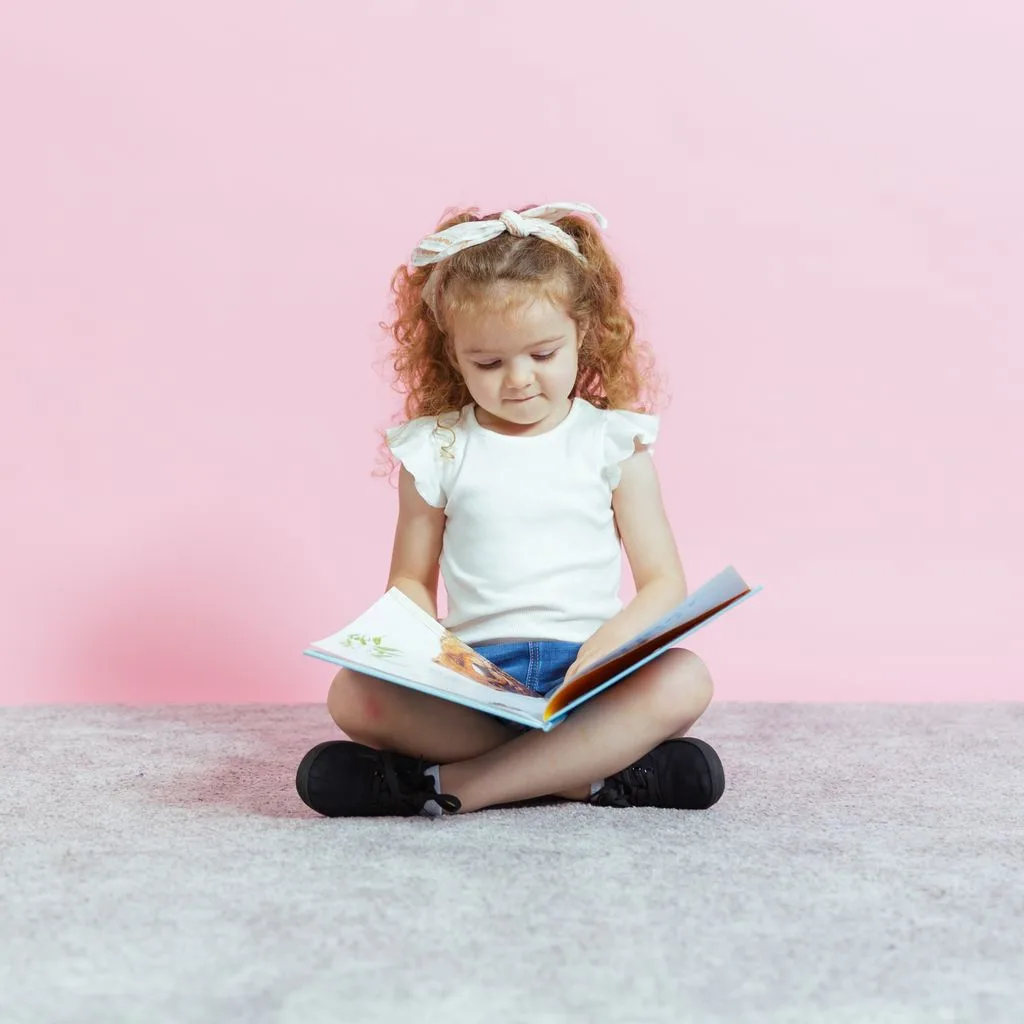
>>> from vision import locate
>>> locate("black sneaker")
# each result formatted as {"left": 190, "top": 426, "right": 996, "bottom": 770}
{"left": 589, "top": 737, "right": 725, "bottom": 810}
{"left": 296, "top": 740, "right": 461, "bottom": 817}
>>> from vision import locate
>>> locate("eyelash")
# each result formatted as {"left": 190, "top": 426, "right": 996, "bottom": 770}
{"left": 474, "top": 352, "right": 556, "bottom": 371}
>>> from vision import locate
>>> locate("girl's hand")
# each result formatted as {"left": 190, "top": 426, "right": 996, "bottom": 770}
{"left": 564, "top": 626, "right": 633, "bottom": 682}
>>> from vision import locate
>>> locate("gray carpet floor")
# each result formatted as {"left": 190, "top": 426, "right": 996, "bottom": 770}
{"left": 1, "top": 702, "right": 1022, "bottom": 1024}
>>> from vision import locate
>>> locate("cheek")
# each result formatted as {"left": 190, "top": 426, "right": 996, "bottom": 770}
{"left": 558, "top": 351, "right": 579, "bottom": 377}
{"left": 464, "top": 368, "right": 497, "bottom": 396}
{"left": 457, "top": 362, "right": 485, "bottom": 389}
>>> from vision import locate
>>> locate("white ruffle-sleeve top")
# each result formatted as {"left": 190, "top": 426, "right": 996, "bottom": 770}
{"left": 385, "top": 398, "right": 658, "bottom": 644}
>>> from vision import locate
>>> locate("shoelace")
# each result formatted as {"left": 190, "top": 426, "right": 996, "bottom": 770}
{"left": 596, "top": 764, "right": 657, "bottom": 807}
{"left": 375, "top": 752, "right": 461, "bottom": 814}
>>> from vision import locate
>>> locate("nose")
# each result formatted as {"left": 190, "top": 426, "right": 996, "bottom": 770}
{"left": 505, "top": 358, "right": 535, "bottom": 390}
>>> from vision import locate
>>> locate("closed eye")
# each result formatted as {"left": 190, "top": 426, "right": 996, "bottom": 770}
{"left": 473, "top": 351, "right": 557, "bottom": 370}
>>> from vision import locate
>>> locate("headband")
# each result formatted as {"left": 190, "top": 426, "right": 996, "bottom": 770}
{"left": 410, "top": 202, "right": 607, "bottom": 314}
{"left": 410, "top": 202, "right": 607, "bottom": 268}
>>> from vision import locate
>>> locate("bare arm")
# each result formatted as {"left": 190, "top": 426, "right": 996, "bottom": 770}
{"left": 609, "top": 445, "right": 688, "bottom": 631}
{"left": 386, "top": 466, "right": 446, "bottom": 619}
{"left": 565, "top": 445, "right": 687, "bottom": 677}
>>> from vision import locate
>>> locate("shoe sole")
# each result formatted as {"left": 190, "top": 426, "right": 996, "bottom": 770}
{"left": 679, "top": 737, "right": 726, "bottom": 808}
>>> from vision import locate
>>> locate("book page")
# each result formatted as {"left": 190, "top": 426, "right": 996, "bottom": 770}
{"left": 306, "top": 588, "right": 548, "bottom": 724}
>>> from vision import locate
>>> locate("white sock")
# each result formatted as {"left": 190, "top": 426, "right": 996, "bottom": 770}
{"left": 421, "top": 764, "right": 443, "bottom": 817}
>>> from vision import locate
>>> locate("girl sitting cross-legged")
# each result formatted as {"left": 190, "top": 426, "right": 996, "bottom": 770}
{"left": 296, "top": 201, "right": 725, "bottom": 818}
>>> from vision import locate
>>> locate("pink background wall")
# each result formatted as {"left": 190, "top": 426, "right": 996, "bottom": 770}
{"left": 2, "top": 2, "right": 1021, "bottom": 706}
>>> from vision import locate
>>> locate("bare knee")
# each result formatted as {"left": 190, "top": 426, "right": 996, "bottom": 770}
{"left": 326, "top": 668, "right": 388, "bottom": 745}
{"left": 648, "top": 649, "right": 714, "bottom": 727}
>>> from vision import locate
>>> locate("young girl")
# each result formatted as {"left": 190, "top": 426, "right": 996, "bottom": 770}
{"left": 296, "top": 201, "right": 725, "bottom": 817}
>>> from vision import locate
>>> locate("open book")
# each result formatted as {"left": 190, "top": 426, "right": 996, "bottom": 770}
{"left": 304, "top": 566, "right": 760, "bottom": 731}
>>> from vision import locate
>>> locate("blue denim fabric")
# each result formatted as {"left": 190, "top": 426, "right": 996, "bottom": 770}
{"left": 469, "top": 640, "right": 584, "bottom": 698}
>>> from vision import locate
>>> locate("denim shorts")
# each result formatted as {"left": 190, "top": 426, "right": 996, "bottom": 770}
{"left": 469, "top": 640, "right": 584, "bottom": 698}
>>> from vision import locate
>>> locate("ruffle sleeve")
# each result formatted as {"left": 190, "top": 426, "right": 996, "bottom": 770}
{"left": 385, "top": 417, "right": 450, "bottom": 508}
{"left": 601, "top": 409, "right": 660, "bottom": 489}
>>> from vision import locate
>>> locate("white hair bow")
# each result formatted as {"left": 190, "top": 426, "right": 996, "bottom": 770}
{"left": 410, "top": 201, "right": 608, "bottom": 268}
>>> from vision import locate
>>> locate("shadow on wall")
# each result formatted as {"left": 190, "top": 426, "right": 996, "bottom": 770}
{"left": 69, "top": 533, "right": 325, "bottom": 704}
{"left": 66, "top": 537, "right": 345, "bottom": 818}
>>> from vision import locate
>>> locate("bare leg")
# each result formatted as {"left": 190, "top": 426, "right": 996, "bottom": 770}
{"left": 438, "top": 649, "right": 714, "bottom": 813}
{"left": 326, "top": 667, "right": 518, "bottom": 764}
{"left": 327, "top": 669, "right": 594, "bottom": 802}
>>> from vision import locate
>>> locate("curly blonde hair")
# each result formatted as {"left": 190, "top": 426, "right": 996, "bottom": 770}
{"left": 376, "top": 204, "right": 663, "bottom": 473}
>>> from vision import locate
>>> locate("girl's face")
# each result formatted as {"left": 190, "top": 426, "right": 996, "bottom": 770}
{"left": 448, "top": 290, "right": 580, "bottom": 436}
